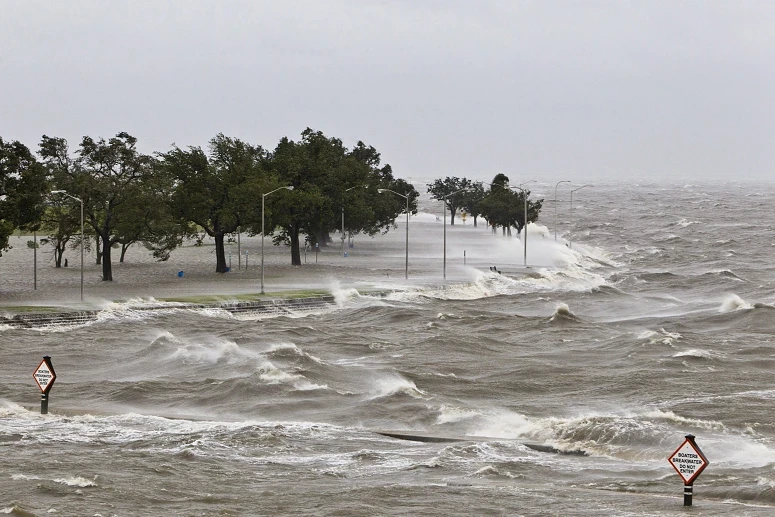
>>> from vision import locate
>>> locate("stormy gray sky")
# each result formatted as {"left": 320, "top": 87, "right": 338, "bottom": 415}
{"left": 2, "top": 0, "right": 774, "bottom": 184}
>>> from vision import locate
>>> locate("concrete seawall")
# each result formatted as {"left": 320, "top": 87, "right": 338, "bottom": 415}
{"left": 1, "top": 296, "right": 337, "bottom": 329}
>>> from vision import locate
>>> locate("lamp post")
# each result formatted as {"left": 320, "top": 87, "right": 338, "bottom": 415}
{"left": 554, "top": 180, "right": 570, "bottom": 241}
{"left": 569, "top": 185, "right": 592, "bottom": 250}
{"left": 51, "top": 190, "right": 84, "bottom": 301}
{"left": 261, "top": 185, "right": 294, "bottom": 294}
{"left": 378, "top": 188, "right": 410, "bottom": 279}
{"left": 442, "top": 188, "right": 470, "bottom": 280}
{"left": 341, "top": 185, "right": 365, "bottom": 257}
{"left": 517, "top": 181, "right": 535, "bottom": 268}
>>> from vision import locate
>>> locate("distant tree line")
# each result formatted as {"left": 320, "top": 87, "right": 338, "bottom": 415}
{"left": 1, "top": 129, "right": 417, "bottom": 281}
{"left": 427, "top": 173, "right": 543, "bottom": 236}
{"left": 1, "top": 130, "right": 543, "bottom": 282}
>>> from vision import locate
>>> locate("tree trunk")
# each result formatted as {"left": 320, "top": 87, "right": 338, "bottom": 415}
{"left": 290, "top": 225, "right": 301, "bottom": 265}
{"left": 54, "top": 240, "right": 65, "bottom": 267}
{"left": 473, "top": 215, "right": 478, "bottom": 228}
{"left": 96, "top": 235, "right": 102, "bottom": 265}
{"left": 215, "top": 232, "right": 227, "bottom": 273}
{"left": 101, "top": 236, "right": 113, "bottom": 281}
{"left": 120, "top": 242, "right": 130, "bottom": 263}
{"left": 449, "top": 208, "right": 456, "bottom": 225}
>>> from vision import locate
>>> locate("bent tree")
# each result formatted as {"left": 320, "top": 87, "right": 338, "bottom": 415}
{"left": 0, "top": 138, "right": 48, "bottom": 256}
{"left": 41, "top": 132, "right": 158, "bottom": 281}
{"left": 160, "top": 134, "right": 274, "bottom": 273}
{"left": 266, "top": 128, "right": 417, "bottom": 266}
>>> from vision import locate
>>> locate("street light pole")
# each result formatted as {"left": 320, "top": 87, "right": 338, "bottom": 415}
{"left": 554, "top": 180, "right": 570, "bottom": 241}
{"left": 341, "top": 185, "right": 364, "bottom": 257}
{"left": 378, "top": 188, "right": 410, "bottom": 279}
{"left": 341, "top": 206, "right": 345, "bottom": 257}
{"left": 442, "top": 187, "right": 470, "bottom": 280}
{"left": 517, "top": 181, "right": 535, "bottom": 268}
{"left": 569, "top": 185, "right": 592, "bottom": 250}
{"left": 261, "top": 185, "right": 294, "bottom": 294}
{"left": 51, "top": 190, "right": 84, "bottom": 301}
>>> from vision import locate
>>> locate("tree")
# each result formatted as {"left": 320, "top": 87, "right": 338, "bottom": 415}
{"left": 41, "top": 132, "right": 160, "bottom": 281}
{"left": 461, "top": 181, "right": 486, "bottom": 227}
{"left": 266, "top": 129, "right": 417, "bottom": 266}
{"left": 160, "top": 134, "right": 273, "bottom": 273}
{"left": 0, "top": 138, "right": 48, "bottom": 257}
{"left": 37, "top": 136, "right": 83, "bottom": 267}
{"left": 427, "top": 177, "right": 475, "bottom": 225}
{"left": 476, "top": 174, "right": 543, "bottom": 235}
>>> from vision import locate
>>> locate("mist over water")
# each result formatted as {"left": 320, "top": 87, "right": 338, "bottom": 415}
{"left": 2, "top": 182, "right": 775, "bottom": 515}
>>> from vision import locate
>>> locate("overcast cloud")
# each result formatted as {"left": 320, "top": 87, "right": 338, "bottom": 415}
{"left": 2, "top": 0, "right": 774, "bottom": 183}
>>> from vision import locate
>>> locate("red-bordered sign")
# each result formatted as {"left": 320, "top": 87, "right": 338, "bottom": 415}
{"left": 33, "top": 357, "right": 56, "bottom": 393}
{"left": 668, "top": 436, "right": 709, "bottom": 484}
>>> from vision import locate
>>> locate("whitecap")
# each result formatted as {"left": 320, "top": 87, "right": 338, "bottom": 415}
{"left": 54, "top": 476, "right": 98, "bottom": 488}
{"left": 719, "top": 294, "right": 754, "bottom": 312}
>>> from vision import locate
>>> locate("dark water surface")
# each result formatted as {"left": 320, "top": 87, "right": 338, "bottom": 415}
{"left": 2, "top": 182, "right": 775, "bottom": 516}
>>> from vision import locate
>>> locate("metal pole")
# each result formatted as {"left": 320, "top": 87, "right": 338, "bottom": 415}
{"left": 569, "top": 185, "right": 591, "bottom": 250}
{"left": 33, "top": 229, "right": 37, "bottom": 290}
{"left": 443, "top": 197, "right": 447, "bottom": 279}
{"left": 523, "top": 193, "right": 527, "bottom": 267}
{"left": 260, "top": 185, "right": 293, "bottom": 294}
{"left": 442, "top": 188, "right": 470, "bottom": 279}
{"left": 261, "top": 194, "right": 265, "bottom": 294}
{"left": 518, "top": 181, "right": 534, "bottom": 268}
{"left": 238, "top": 226, "right": 241, "bottom": 270}
{"left": 554, "top": 180, "right": 570, "bottom": 241}
{"left": 570, "top": 189, "right": 574, "bottom": 249}
{"left": 404, "top": 196, "right": 409, "bottom": 280}
{"left": 80, "top": 198, "right": 84, "bottom": 301}
{"left": 684, "top": 483, "right": 693, "bottom": 506}
{"left": 341, "top": 206, "right": 345, "bottom": 257}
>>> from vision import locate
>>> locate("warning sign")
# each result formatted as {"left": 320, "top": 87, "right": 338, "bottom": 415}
{"left": 668, "top": 436, "right": 709, "bottom": 484}
{"left": 33, "top": 357, "right": 56, "bottom": 393}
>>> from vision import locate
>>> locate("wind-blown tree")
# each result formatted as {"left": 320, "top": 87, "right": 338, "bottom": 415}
{"left": 476, "top": 174, "right": 543, "bottom": 235}
{"left": 38, "top": 136, "right": 91, "bottom": 266}
{"left": 0, "top": 138, "right": 48, "bottom": 257}
{"left": 262, "top": 130, "right": 335, "bottom": 265}
{"left": 265, "top": 129, "right": 417, "bottom": 266}
{"left": 39, "top": 203, "right": 79, "bottom": 267}
{"left": 461, "top": 181, "right": 486, "bottom": 227}
{"left": 41, "top": 132, "right": 160, "bottom": 281}
{"left": 113, "top": 166, "right": 186, "bottom": 263}
{"left": 325, "top": 140, "right": 413, "bottom": 246}
{"left": 160, "top": 134, "right": 274, "bottom": 273}
{"left": 427, "top": 176, "right": 475, "bottom": 225}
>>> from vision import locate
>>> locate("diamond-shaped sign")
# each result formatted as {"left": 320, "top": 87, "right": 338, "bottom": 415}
{"left": 668, "top": 436, "right": 709, "bottom": 484}
{"left": 33, "top": 357, "right": 56, "bottom": 393}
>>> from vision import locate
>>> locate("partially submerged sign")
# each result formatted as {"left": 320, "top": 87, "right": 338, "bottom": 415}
{"left": 668, "top": 434, "right": 709, "bottom": 506}
{"left": 668, "top": 435, "right": 709, "bottom": 484}
{"left": 33, "top": 356, "right": 57, "bottom": 393}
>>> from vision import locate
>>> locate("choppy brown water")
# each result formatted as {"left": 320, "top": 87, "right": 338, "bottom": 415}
{"left": 2, "top": 181, "right": 775, "bottom": 516}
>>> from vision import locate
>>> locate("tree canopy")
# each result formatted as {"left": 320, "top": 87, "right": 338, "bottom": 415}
{"left": 0, "top": 138, "right": 47, "bottom": 256}
{"left": 475, "top": 174, "right": 544, "bottom": 235}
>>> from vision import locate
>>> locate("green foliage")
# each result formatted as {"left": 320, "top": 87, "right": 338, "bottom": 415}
{"left": 41, "top": 132, "right": 163, "bottom": 280}
{"left": 160, "top": 134, "right": 273, "bottom": 272}
{"left": 473, "top": 174, "right": 544, "bottom": 233}
{"left": 0, "top": 137, "right": 48, "bottom": 256}
{"left": 7, "top": 128, "right": 412, "bottom": 277}
{"left": 427, "top": 176, "right": 477, "bottom": 225}
{"left": 265, "top": 128, "right": 416, "bottom": 266}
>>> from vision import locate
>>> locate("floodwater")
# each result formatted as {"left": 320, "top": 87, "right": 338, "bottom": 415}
{"left": 2, "top": 182, "right": 775, "bottom": 516}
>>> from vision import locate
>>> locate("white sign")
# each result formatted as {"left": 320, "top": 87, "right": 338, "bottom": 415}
{"left": 33, "top": 358, "right": 56, "bottom": 393}
{"left": 668, "top": 438, "right": 709, "bottom": 484}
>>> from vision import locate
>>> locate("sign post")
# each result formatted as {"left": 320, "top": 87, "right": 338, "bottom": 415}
{"left": 668, "top": 434, "right": 709, "bottom": 506}
{"left": 33, "top": 356, "right": 57, "bottom": 414}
